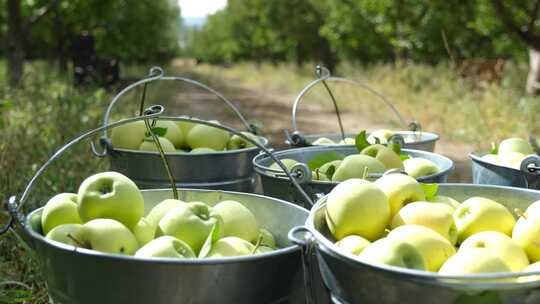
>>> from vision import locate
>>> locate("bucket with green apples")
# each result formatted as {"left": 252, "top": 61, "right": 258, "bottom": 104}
{"left": 470, "top": 137, "right": 540, "bottom": 189}
{"left": 254, "top": 131, "right": 453, "bottom": 208}
{"left": 1, "top": 107, "right": 327, "bottom": 304}
{"left": 289, "top": 172, "right": 540, "bottom": 304}
{"left": 92, "top": 67, "right": 267, "bottom": 193}
{"left": 285, "top": 66, "right": 439, "bottom": 152}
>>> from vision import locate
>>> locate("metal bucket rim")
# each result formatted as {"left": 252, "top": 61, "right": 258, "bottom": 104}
{"left": 253, "top": 147, "right": 453, "bottom": 182}
{"left": 300, "top": 130, "right": 440, "bottom": 145}
{"left": 304, "top": 183, "right": 540, "bottom": 285}
{"left": 24, "top": 188, "right": 306, "bottom": 264}
{"left": 469, "top": 152, "right": 526, "bottom": 174}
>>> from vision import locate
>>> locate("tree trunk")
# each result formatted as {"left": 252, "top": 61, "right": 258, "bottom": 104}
{"left": 6, "top": 0, "right": 24, "bottom": 88}
{"left": 54, "top": 10, "right": 68, "bottom": 72}
{"left": 527, "top": 47, "right": 540, "bottom": 95}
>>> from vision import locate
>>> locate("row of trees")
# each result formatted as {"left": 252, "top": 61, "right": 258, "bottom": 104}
{"left": 186, "top": 0, "right": 540, "bottom": 94}
{"left": 2, "top": 0, "right": 181, "bottom": 87}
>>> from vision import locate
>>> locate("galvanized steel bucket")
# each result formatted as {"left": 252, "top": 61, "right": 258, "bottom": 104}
{"left": 470, "top": 153, "right": 540, "bottom": 189}
{"left": 285, "top": 67, "right": 439, "bottom": 152}
{"left": 1, "top": 109, "right": 325, "bottom": 304}
{"left": 290, "top": 183, "right": 540, "bottom": 304}
{"left": 253, "top": 145, "right": 453, "bottom": 207}
{"left": 92, "top": 67, "right": 267, "bottom": 192}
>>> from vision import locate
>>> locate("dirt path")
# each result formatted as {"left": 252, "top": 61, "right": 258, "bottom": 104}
{"left": 168, "top": 63, "right": 473, "bottom": 182}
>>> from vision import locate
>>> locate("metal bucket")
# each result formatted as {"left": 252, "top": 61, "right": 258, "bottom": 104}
{"left": 470, "top": 153, "right": 540, "bottom": 189}
{"left": 253, "top": 145, "right": 453, "bottom": 207}
{"left": 1, "top": 109, "right": 324, "bottom": 304}
{"left": 93, "top": 67, "right": 266, "bottom": 192}
{"left": 286, "top": 67, "right": 439, "bottom": 152}
{"left": 290, "top": 183, "right": 540, "bottom": 304}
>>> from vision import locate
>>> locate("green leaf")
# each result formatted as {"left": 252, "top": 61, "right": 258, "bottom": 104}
{"left": 355, "top": 130, "right": 371, "bottom": 152}
{"left": 389, "top": 143, "right": 401, "bottom": 155}
{"left": 420, "top": 183, "right": 439, "bottom": 200}
{"left": 198, "top": 222, "right": 219, "bottom": 258}
{"left": 400, "top": 154, "right": 411, "bottom": 161}
{"left": 307, "top": 152, "right": 345, "bottom": 170}
{"left": 325, "top": 164, "right": 336, "bottom": 180}
{"left": 489, "top": 142, "right": 498, "bottom": 154}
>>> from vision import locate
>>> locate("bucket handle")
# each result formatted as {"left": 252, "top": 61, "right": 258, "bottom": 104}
{"left": 288, "top": 226, "right": 318, "bottom": 304}
{"left": 289, "top": 66, "right": 419, "bottom": 146}
{"left": 0, "top": 108, "right": 314, "bottom": 234}
{"left": 100, "top": 66, "right": 256, "bottom": 141}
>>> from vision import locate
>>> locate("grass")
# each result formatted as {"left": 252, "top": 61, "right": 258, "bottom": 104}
{"left": 1, "top": 58, "right": 539, "bottom": 302}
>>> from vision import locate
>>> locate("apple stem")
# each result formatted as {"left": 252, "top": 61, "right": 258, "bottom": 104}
{"left": 514, "top": 208, "right": 526, "bottom": 219}
{"left": 251, "top": 233, "right": 264, "bottom": 254}
{"left": 362, "top": 167, "right": 369, "bottom": 180}
{"left": 66, "top": 233, "right": 86, "bottom": 248}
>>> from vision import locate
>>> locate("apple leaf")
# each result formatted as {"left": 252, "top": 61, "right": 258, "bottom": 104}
{"left": 307, "top": 152, "right": 345, "bottom": 170}
{"left": 489, "top": 142, "right": 498, "bottom": 154}
{"left": 374, "top": 137, "right": 381, "bottom": 144}
{"left": 420, "top": 183, "right": 438, "bottom": 200}
{"left": 389, "top": 143, "right": 401, "bottom": 155}
{"left": 325, "top": 164, "right": 336, "bottom": 180}
{"left": 145, "top": 127, "right": 167, "bottom": 137}
{"left": 198, "top": 222, "right": 219, "bottom": 258}
{"left": 400, "top": 154, "right": 411, "bottom": 161}
{"left": 355, "top": 130, "right": 371, "bottom": 152}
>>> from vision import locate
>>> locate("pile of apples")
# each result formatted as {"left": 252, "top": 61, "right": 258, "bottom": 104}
{"left": 311, "top": 129, "right": 414, "bottom": 146}
{"left": 326, "top": 173, "right": 540, "bottom": 280}
{"left": 41, "top": 171, "right": 277, "bottom": 258}
{"left": 272, "top": 131, "right": 440, "bottom": 181}
{"left": 111, "top": 119, "right": 260, "bottom": 153}
{"left": 481, "top": 137, "right": 536, "bottom": 170}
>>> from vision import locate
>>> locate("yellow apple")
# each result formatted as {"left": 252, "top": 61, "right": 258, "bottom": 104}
{"left": 498, "top": 137, "right": 533, "bottom": 156}
{"left": 146, "top": 199, "right": 185, "bottom": 228}
{"left": 358, "top": 237, "right": 426, "bottom": 270}
{"left": 135, "top": 236, "right": 195, "bottom": 259}
{"left": 374, "top": 173, "right": 425, "bottom": 217}
{"left": 334, "top": 235, "right": 371, "bottom": 255}
{"left": 481, "top": 154, "right": 500, "bottom": 165}
{"left": 82, "top": 218, "right": 139, "bottom": 255}
{"left": 207, "top": 236, "right": 255, "bottom": 257}
{"left": 139, "top": 137, "right": 176, "bottom": 153}
{"left": 403, "top": 158, "right": 440, "bottom": 178}
{"left": 41, "top": 193, "right": 82, "bottom": 235}
{"left": 186, "top": 120, "right": 230, "bottom": 150}
{"left": 332, "top": 155, "right": 385, "bottom": 182}
{"left": 512, "top": 213, "right": 540, "bottom": 262}
{"left": 517, "top": 261, "right": 540, "bottom": 283}
{"left": 214, "top": 200, "right": 259, "bottom": 242}
{"left": 439, "top": 248, "right": 512, "bottom": 277}
{"left": 154, "top": 120, "right": 184, "bottom": 148}
{"left": 133, "top": 218, "right": 156, "bottom": 247}
{"left": 427, "top": 195, "right": 460, "bottom": 212}
{"left": 110, "top": 120, "right": 147, "bottom": 150}
{"left": 498, "top": 152, "right": 526, "bottom": 169}
{"left": 312, "top": 137, "right": 336, "bottom": 145}
{"left": 367, "top": 129, "right": 394, "bottom": 144}
{"left": 325, "top": 179, "right": 390, "bottom": 241}
{"left": 361, "top": 144, "right": 404, "bottom": 170}
{"left": 339, "top": 137, "right": 355, "bottom": 145}
{"left": 269, "top": 158, "right": 298, "bottom": 172}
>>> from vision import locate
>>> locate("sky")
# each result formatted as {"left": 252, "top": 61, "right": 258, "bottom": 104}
{"left": 178, "top": 0, "right": 228, "bottom": 18}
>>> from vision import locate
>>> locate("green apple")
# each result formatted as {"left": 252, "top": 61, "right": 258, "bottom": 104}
{"left": 135, "top": 236, "right": 195, "bottom": 258}
{"left": 177, "top": 120, "right": 196, "bottom": 137}
{"left": 367, "top": 129, "right": 394, "bottom": 144}
{"left": 139, "top": 137, "right": 176, "bottom": 153}
{"left": 207, "top": 236, "right": 255, "bottom": 257}
{"left": 453, "top": 197, "right": 516, "bottom": 243}
{"left": 498, "top": 137, "right": 533, "bottom": 156}
{"left": 82, "top": 219, "right": 139, "bottom": 255}
{"left": 512, "top": 212, "right": 540, "bottom": 262}
{"left": 334, "top": 235, "right": 371, "bottom": 255}
{"left": 517, "top": 261, "right": 540, "bottom": 283}
{"left": 257, "top": 228, "right": 276, "bottom": 248}
{"left": 45, "top": 224, "right": 87, "bottom": 247}
{"left": 332, "top": 155, "right": 385, "bottom": 182}
{"left": 339, "top": 137, "right": 355, "bottom": 145}
{"left": 190, "top": 147, "right": 217, "bottom": 153}
{"left": 133, "top": 218, "right": 155, "bottom": 246}
{"left": 439, "top": 248, "right": 512, "bottom": 276}
{"left": 227, "top": 132, "right": 261, "bottom": 150}
{"left": 361, "top": 144, "right": 404, "bottom": 170}
{"left": 314, "top": 160, "right": 342, "bottom": 181}
{"left": 374, "top": 173, "right": 425, "bottom": 217}
{"left": 214, "top": 200, "right": 259, "bottom": 242}
{"left": 186, "top": 120, "right": 230, "bottom": 150}
{"left": 255, "top": 245, "right": 274, "bottom": 254}
{"left": 523, "top": 200, "right": 540, "bottom": 216}
{"left": 482, "top": 154, "right": 500, "bottom": 165}
{"left": 325, "top": 179, "right": 390, "bottom": 241}
{"left": 427, "top": 195, "right": 461, "bottom": 212}
{"left": 391, "top": 202, "right": 458, "bottom": 244}
{"left": 403, "top": 158, "right": 440, "bottom": 178}
{"left": 41, "top": 193, "right": 81, "bottom": 235}
{"left": 111, "top": 120, "right": 146, "bottom": 150}
{"left": 460, "top": 231, "right": 529, "bottom": 272}
{"left": 388, "top": 225, "right": 456, "bottom": 272}
{"left": 358, "top": 238, "right": 426, "bottom": 270}
{"left": 312, "top": 137, "right": 336, "bottom": 145}
{"left": 146, "top": 199, "right": 185, "bottom": 228}
{"left": 313, "top": 171, "right": 330, "bottom": 181}
{"left": 154, "top": 120, "right": 184, "bottom": 148}
{"left": 269, "top": 158, "right": 298, "bottom": 172}
{"left": 78, "top": 171, "right": 144, "bottom": 230}
{"left": 158, "top": 202, "right": 223, "bottom": 254}
{"left": 498, "top": 152, "right": 526, "bottom": 169}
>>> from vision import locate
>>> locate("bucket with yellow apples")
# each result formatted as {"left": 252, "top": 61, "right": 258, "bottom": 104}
{"left": 289, "top": 174, "right": 540, "bottom": 304}
{"left": 1, "top": 107, "right": 331, "bottom": 304}
{"left": 285, "top": 66, "right": 439, "bottom": 152}
{"left": 253, "top": 140, "right": 453, "bottom": 208}
{"left": 470, "top": 137, "right": 540, "bottom": 189}
{"left": 92, "top": 67, "right": 267, "bottom": 193}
